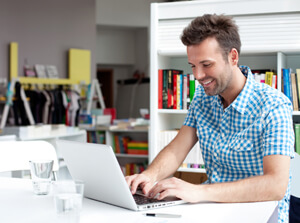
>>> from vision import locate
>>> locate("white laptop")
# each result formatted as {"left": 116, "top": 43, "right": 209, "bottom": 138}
{"left": 57, "top": 140, "right": 186, "bottom": 211}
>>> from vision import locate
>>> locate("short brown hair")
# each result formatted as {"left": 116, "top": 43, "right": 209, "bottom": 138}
{"left": 181, "top": 14, "right": 241, "bottom": 60}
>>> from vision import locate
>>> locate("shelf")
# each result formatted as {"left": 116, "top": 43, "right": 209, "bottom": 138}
{"left": 115, "top": 154, "right": 148, "bottom": 159}
{"left": 16, "top": 77, "right": 81, "bottom": 85}
{"left": 177, "top": 167, "right": 206, "bottom": 173}
{"left": 158, "top": 109, "right": 188, "bottom": 114}
{"left": 293, "top": 111, "right": 300, "bottom": 116}
{"left": 19, "top": 130, "right": 86, "bottom": 141}
{"left": 82, "top": 126, "right": 148, "bottom": 132}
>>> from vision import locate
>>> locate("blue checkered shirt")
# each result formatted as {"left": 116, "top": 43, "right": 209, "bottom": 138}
{"left": 184, "top": 66, "right": 295, "bottom": 222}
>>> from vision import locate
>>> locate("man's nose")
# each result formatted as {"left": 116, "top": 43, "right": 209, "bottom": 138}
{"left": 193, "top": 67, "right": 205, "bottom": 80}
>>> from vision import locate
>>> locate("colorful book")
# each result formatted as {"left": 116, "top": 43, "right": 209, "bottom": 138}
{"left": 291, "top": 72, "right": 299, "bottom": 111}
{"left": 162, "top": 70, "right": 168, "bottom": 109}
{"left": 158, "top": 69, "right": 163, "bottom": 109}
{"left": 282, "top": 68, "right": 293, "bottom": 103}
{"left": 167, "top": 70, "right": 173, "bottom": 109}
{"left": 173, "top": 73, "right": 177, "bottom": 109}
{"left": 189, "top": 74, "right": 195, "bottom": 102}
{"left": 296, "top": 69, "right": 300, "bottom": 109}
{"left": 265, "top": 71, "right": 273, "bottom": 87}
{"left": 295, "top": 124, "right": 300, "bottom": 155}
{"left": 183, "top": 74, "right": 188, "bottom": 110}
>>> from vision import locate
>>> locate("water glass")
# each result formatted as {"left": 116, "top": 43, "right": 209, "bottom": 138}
{"left": 53, "top": 180, "right": 84, "bottom": 223}
{"left": 29, "top": 160, "right": 54, "bottom": 195}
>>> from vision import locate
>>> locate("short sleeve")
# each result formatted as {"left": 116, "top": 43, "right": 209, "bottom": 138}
{"left": 263, "top": 102, "right": 295, "bottom": 158}
{"left": 183, "top": 97, "right": 197, "bottom": 128}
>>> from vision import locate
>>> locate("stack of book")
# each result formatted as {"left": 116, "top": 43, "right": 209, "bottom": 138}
{"left": 86, "top": 131, "right": 106, "bottom": 144}
{"left": 121, "top": 163, "right": 147, "bottom": 176}
{"left": 281, "top": 68, "right": 300, "bottom": 111}
{"left": 113, "top": 135, "right": 131, "bottom": 154}
{"left": 127, "top": 141, "right": 148, "bottom": 155}
{"left": 253, "top": 70, "right": 277, "bottom": 89}
{"left": 113, "top": 136, "right": 148, "bottom": 155}
{"left": 158, "top": 69, "right": 198, "bottom": 110}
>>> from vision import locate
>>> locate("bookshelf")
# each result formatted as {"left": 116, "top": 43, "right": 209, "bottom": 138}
{"left": 83, "top": 126, "right": 149, "bottom": 175}
{"left": 150, "top": 0, "right": 300, "bottom": 173}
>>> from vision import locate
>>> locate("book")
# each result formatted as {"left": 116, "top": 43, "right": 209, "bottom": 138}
{"left": 34, "top": 64, "right": 47, "bottom": 78}
{"left": 189, "top": 74, "right": 195, "bottom": 101}
{"left": 183, "top": 74, "right": 188, "bottom": 110}
{"left": 173, "top": 72, "right": 177, "bottom": 109}
{"left": 296, "top": 69, "right": 300, "bottom": 109}
{"left": 162, "top": 70, "right": 168, "bottom": 109}
{"left": 158, "top": 69, "right": 163, "bottom": 109}
{"left": 282, "top": 68, "right": 293, "bottom": 103}
{"left": 265, "top": 71, "right": 273, "bottom": 87}
{"left": 167, "top": 70, "right": 173, "bottom": 109}
{"left": 291, "top": 72, "right": 299, "bottom": 111}
{"left": 295, "top": 124, "right": 300, "bottom": 155}
{"left": 46, "top": 65, "right": 59, "bottom": 79}
{"left": 176, "top": 73, "right": 183, "bottom": 109}
{"left": 272, "top": 74, "right": 277, "bottom": 89}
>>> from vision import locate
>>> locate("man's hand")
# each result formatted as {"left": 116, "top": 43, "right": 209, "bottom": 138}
{"left": 148, "top": 177, "right": 202, "bottom": 203}
{"left": 125, "top": 173, "right": 155, "bottom": 196}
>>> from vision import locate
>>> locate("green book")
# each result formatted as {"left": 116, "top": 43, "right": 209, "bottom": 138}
{"left": 189, "top": 74, "right": 195, "bottom": 102}
{"left": 295, "top": 124, "right": 300, "bottom": 155}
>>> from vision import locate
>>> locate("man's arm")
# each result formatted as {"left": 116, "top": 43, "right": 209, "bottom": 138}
{"left": 125, "top": 125, "right": 198, "bottom": 195}
{"left": 148, "top": 154, "right": 290, "bottom": 203}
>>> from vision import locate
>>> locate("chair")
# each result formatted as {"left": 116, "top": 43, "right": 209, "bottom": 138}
{"left": 0, "top": 140, "right": 59, "bottom": 180}
{"left": 289, "top": 152, "right": 300, "bottom": 222}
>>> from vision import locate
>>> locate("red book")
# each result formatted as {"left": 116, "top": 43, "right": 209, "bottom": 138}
{"left": 158, "top": 69, "right": 163, "bottom": 109}
{"left": 173, "top": 73, "right": 177, "bottom": 109}
{"left": 167, "top": 70, "right": 173, "bottom": 109}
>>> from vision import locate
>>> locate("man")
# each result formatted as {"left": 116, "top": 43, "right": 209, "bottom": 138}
{"left": 126, "top": 14, "right": 294, "bottom": 222}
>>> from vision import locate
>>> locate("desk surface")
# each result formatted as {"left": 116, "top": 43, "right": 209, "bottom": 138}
{"left": 0, "top": 178, "right": 278, "bottom": 223}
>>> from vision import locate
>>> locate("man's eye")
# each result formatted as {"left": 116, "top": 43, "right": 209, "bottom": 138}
{"left": 203, "top": 64, "right": 211, "bottom": 67}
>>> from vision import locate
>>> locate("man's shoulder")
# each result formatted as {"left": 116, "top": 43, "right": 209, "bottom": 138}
{"left": 251, "top": 82, "right": 292, "bottom": 111}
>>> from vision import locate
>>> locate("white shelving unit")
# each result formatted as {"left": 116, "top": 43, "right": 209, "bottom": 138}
{"left": 83, "top": 126, "right": 149, "bottom": 168}
{"left": 150, "top": 0, "right": 300, "bottom": 173}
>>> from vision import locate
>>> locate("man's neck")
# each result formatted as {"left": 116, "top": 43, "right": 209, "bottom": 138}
{"left": 221, "top": 67, "right": 247, "bottom": 109}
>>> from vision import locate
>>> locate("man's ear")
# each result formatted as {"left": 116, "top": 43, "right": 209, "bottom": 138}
{"left": 228, "top": 48, "right": 239, "bottom": 66}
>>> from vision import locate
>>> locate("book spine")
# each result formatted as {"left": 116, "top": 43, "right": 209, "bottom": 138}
{"left": 282, "top": 68, "right": 293, "bottom": 103}
{"left": 183, "top": 74, "right": 188, "bottom": 110}
{"left": 187, "top": 74, "right": 190, "bottom": 109}
{"left": 162, "top": 70, "right": 168, "bottom": 109}
{"left": 167, "top": 70, "right": 173, "bottom": 109}
{"left": 189, "top": 74, "right": 195, "bottom": 102}
{"left": 295, "top": 124, "right": 300, "bottom": 155}
{"left": 176, "top": 74, "right": 181, "bottom": 109}
{"left": 173, "top": 72, "right": 177, "bottom": 109}
{"left": 291, "top": 72, "right": 298, "bottom": 111}
{"left": 158, "top": 69, "right": 163, "bottom": 109}
{"left": 265, "top": 72, "right": 273, "bottom": 87}
{"left": 296, "top": 69, "right": 300, "bottom": 110}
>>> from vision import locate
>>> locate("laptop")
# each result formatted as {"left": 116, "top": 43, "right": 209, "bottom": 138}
{"left": 57, "top": 140, "right": 186, "bottom": 211}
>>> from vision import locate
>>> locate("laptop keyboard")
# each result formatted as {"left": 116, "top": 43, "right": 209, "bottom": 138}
{"left": 133, "top": 194, "right": 164, "bottom": 205}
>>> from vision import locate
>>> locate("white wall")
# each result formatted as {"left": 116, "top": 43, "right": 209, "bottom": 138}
{"left": 0, "top": 0, "right": 96, "bottom": 80}
{"left": 96, "top": 26, "right": 136, "bottom": 65}
{"left": 96, "top": 0, "right": 164, "bottom": 27}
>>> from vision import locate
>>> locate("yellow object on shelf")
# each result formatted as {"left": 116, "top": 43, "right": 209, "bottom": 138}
{"left": 10, "top": 42, "right": 18, "bottom": 80}
{"left": 69, "top": 48, "right": 91, "bottom": 85}
{"left": 17, "top": 77, "right": 80, "bottom": 85}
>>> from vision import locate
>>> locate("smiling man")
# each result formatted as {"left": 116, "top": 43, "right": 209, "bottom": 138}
{"left": 126, "top": 14, "right": 294, "bottom": 223}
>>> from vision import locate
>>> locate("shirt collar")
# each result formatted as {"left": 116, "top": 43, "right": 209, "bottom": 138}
{"left": 225, "top": 65, "right": 254, "bottom": 114}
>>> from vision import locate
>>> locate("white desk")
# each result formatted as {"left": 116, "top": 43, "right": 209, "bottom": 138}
{"left": 0, "top": 178, "right": 278, "bottom": 223}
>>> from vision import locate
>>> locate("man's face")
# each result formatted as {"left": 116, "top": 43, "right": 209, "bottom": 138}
{"left": 187, "top": 37, "right": 234, "bottom": 97}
